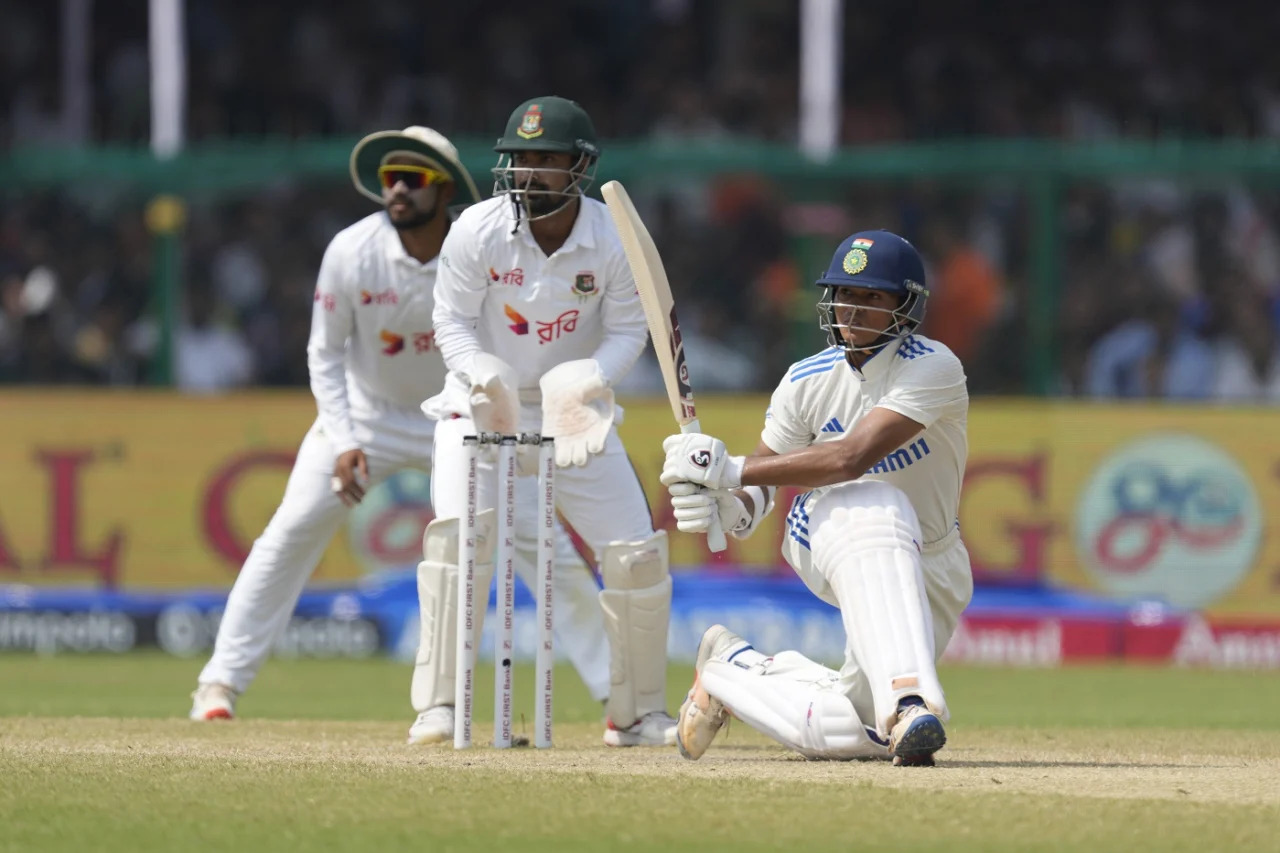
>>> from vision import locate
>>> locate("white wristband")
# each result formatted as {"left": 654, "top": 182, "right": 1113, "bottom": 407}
{"left": 722, "top": 455, "right": 746, "bottom": 489}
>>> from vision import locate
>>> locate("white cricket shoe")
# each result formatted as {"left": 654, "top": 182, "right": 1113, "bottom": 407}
{"left": 603, "top": 711, "right": 679, "bottom": 747}
{"left": 189, "top": 683, "right": 237, "bottom": 721}
{"left": 674, "top": 624, "right": 744, "bottom": 760}
{"left": 888, "top": 700, "right": 946, "bottom": 767}
{"left": 407, "top": 706, "right": 455, "bottom": 745}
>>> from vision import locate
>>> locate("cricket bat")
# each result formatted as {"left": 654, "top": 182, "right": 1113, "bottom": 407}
{"left": 601, "top": 180, "right": 727, "bottom": 553}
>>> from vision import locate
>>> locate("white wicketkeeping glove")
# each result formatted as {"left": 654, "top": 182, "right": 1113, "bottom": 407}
{"left": 540, "top": 359, "right": 614, "bottom": 468}
{"left": 468, "top": 353, "right": 519, "bottom": 435}
{"left": 660, "top": 433, "right": 745, "bottom": 491}
{"left": 668, "top": 482, "right": 750, "bottom": 535}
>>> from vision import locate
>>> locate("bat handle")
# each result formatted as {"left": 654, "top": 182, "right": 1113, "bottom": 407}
{"left": 680, "top": 419, "right": 728, "bottom": 554}
{"left": 705, "top": 515, "right": 728, "bottom": 554}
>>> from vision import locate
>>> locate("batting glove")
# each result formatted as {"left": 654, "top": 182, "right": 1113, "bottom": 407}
{"left": 660, "top": 433, "right": 744, "bottom": 491}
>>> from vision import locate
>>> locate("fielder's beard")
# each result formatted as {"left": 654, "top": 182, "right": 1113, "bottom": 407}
{"left": 387, "top": 198, "right": 439, "bottom": 231}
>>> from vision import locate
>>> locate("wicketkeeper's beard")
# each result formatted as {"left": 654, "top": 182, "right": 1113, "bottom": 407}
{"left": 387, "top": 197, "right": 440, "bottom": 231}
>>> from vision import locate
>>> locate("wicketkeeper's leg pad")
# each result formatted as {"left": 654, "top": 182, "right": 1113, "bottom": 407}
{"left": 410, "top": 510, "right": 496, "bottom": 712}
{"left": 598, "top": 530, "right": 671, "bottom": 728}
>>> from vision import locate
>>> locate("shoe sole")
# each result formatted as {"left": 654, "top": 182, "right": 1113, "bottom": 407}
{"left": 602, "top": 729, "right": 675, "bottom": 748}
{"left": 193, "top": 709, "right": 233, "bottom": 721}
{"left": 891, "top": 715, "right": 946, "bottom": 767}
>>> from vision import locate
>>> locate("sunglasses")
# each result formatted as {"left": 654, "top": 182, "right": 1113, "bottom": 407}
{"left": 378, "top": 164, "right": 449, "bottom": 190}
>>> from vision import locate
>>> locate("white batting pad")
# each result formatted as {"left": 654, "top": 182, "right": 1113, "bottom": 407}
{"left": 811, "top": 483, "right": 948, "bottom": 735}
{"left": 700, "top": 658, "right": 887, "bottom": 760}
{"left": 598, "top": 530, "right": 671, "bottom": 727}
{"left": 410, "top": 511, "right": 496, "bottom": 712}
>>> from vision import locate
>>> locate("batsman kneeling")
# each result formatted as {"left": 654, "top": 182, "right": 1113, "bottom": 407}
{"left": 664, "top": 230, "right": 973, "bottom": 766}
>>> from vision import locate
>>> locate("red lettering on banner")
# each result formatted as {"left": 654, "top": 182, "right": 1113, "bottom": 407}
{"left": 36, "top": 450, "right": 124, "bottom": 587}
{"left": 202, "top": 451, "right": 296, "bottom": 568}
{"left": 962, "top": 454, "right": 1054, "bottom": 584}
{"left": 0, "top": 516, "right": 19, "bottom": 572}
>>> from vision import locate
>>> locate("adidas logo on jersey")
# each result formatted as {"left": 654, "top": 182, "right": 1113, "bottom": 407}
{"left": 820, "top": 417, "right": 845, "bottom": 434}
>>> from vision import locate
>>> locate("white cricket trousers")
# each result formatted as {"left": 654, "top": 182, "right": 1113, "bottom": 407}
{"left": 198, "top": 412, "right": 433, "bottom": 693}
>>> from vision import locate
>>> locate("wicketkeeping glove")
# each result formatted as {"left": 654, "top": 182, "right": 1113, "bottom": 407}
{"left": 539, "top": 359, "right": 615, "bottom": 468}
{"left": 468, "top": 353, "right": 520, "bottom": 435}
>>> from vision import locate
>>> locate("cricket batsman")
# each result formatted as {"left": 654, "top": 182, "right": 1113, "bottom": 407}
{"left": 662, "top": 230, "right": 973, "bottom": 766}
{"left": 409, "top": 96, "right": 678, "bottom": 747}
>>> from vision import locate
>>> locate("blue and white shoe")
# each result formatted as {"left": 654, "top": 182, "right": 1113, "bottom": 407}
{"left": 888, "top": 701, "right": 946, "bottom": 767}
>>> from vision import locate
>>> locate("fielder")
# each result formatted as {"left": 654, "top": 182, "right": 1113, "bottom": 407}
{"left": 189, "top": 127, "right": 610, "bottom": 723}
{"left": 662, "top": 230, "right": 973, "bottom": 766}
{"left": 411, "top": 96, "right": 677, "bottom": 747}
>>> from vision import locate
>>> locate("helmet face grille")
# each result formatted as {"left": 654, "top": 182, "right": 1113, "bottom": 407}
{"left": 816, "top": 285, "right": 927, "bottom": 354}
{"left": 491, "top": 152, "right": 599, "bottom": 224}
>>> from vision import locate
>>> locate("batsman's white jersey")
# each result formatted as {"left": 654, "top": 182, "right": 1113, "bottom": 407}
{"left": 763, "top": 334, "right": 969, "bottom": 599}
{"left": 197, "top": 212, "right": 609, "bottom": 700}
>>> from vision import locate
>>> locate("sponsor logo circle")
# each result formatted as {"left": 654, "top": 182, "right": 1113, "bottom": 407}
{"left": 1074, "top": 433, "right": 1261, "bottom": 608}
{"left": 347, "top": 468, "right": 434, "bottom": 575}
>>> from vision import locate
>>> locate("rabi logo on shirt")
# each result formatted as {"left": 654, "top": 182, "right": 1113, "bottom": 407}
{"left": 504, "top": 304, "right": 529, "bottom": 335}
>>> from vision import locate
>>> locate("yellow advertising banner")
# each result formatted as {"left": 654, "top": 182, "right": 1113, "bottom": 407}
{"left": 2, "top": 392, "right": 1278, "bottom": 616}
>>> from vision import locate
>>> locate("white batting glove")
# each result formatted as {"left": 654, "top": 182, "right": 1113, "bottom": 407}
{"left": 668, "top": 482, "right": 750, "bottom": 535}
{"left": 660, "top": 433, "right": 744, "bottom": 491}
{"left": 540, "top": 359, "right": 614, "bottom": 468}
{"left": 468, "top": 353, "right": 520, "bottom": 435}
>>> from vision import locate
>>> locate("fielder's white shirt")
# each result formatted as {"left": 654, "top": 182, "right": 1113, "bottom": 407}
{"left": 425, "top": 196, "right": 648, "bottom": 418}
{"left": 307, "top": 212, "right": 447, "bottom": 455}
{"left": 761, "top": 334, "right": 969, "bottom": 546}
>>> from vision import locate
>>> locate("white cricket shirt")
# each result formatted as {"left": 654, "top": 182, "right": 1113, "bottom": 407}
{"left": 425, "top": 196, "right": 647, "bottom": 419}
{"left": 307, "top": 212, "right": 447, "bottom": 455}
{"left": 761, "top": 334, "right": 969, "bottom": 546}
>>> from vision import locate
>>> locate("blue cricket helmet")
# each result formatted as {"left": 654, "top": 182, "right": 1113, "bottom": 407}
{"left": 815, "top": 230, "right": 930, "bottom": 350}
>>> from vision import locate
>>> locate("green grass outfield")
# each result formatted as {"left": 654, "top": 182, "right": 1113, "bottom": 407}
{"left": 2, "top": 654, "right": 1278, "bottom": 853}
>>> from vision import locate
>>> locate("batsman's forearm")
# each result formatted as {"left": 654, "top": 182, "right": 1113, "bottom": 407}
{"left": 741, "top": 442, "right": 873, "bottom": 489}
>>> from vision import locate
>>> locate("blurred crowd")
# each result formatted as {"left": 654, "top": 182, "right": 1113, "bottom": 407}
{"left": 2, "top": 0, "right": 1280, "bottom": 399}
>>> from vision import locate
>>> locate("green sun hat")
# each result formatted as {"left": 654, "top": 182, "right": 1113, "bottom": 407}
{"left": 349, "top": 126, "right": 482, "bottom": 206}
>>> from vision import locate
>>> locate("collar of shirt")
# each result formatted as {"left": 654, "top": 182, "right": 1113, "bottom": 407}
{"left": 382, "top": 219, "right": 440, "bottom": 270}
{"left": 849, "top": 336, "right": 903, "bottom": 382}
{"left": 504, "top": 199, "right": 597, "bottom": 256}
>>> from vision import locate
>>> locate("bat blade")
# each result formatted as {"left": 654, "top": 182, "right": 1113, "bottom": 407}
{"left": 603, "top": 180, "right": 727, "bottom": 553}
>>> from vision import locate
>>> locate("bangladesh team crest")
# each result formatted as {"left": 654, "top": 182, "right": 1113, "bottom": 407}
{"left": 573, "top": 272, "right": 597, "bottom": 296}
{"left": 517, "top": 104, "right": 544, "bottom": 139}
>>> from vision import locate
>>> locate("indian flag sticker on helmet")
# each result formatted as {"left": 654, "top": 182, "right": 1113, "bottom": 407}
{"left": 517, "top": 104, "right": 544, "bottom": 139}
{"left": 842, "top": 248, "right": 868, "bottom": 275}
{"left": 851, "top": 238, "right": 875, "bottom": 249}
